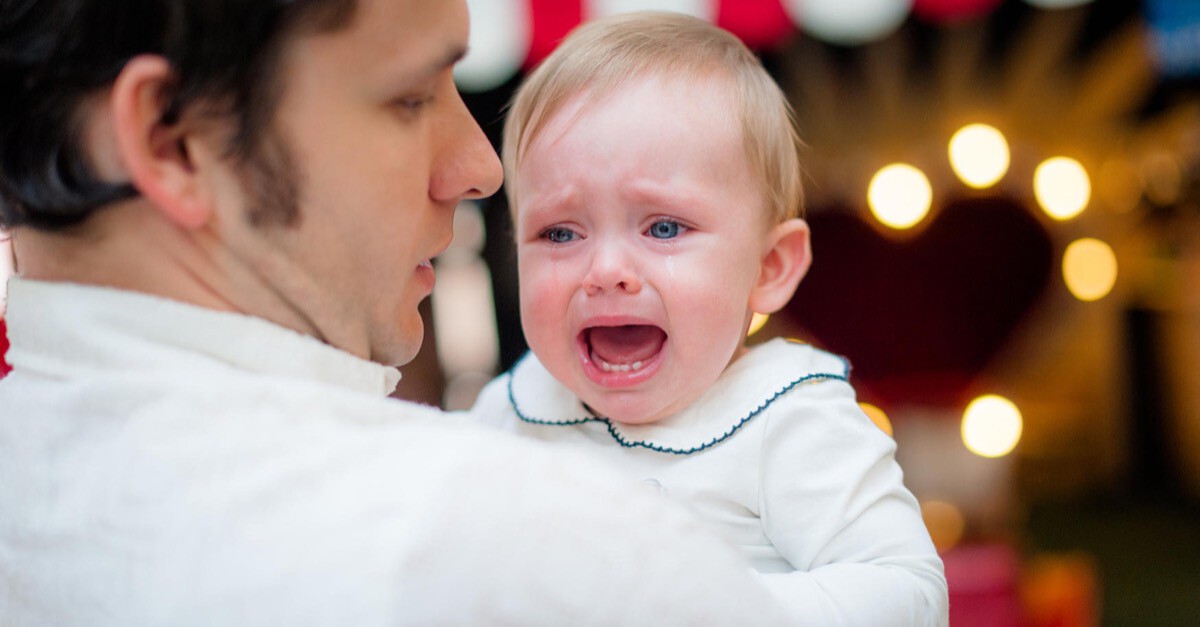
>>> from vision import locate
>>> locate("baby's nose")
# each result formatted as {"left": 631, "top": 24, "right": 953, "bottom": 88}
{"left": 583, "top": 243, "right": 642, "bottom": 296}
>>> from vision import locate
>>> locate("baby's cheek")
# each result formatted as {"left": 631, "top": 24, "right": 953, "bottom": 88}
{"left": 528, "top": 273, "right": 570, "bottom": 314}
{"left": 671, "top": 282, "right": 752, "bottom": 350}
{"left": 520, "top": 269, "right": 576, "bottom": 341}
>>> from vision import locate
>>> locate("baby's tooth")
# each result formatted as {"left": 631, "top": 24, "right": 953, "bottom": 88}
{"left": 598, "top": 358, "right": 646, "bottom": 373}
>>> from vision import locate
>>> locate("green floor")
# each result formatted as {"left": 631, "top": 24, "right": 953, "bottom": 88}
{"left": 1023, "top": 499, "right": 1200, "bottom": 627}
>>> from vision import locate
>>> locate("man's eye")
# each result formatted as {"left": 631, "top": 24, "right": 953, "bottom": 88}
{"left": 541, "top": 227, "right": 577, "bottom": 243}
{"left": 647, "top": 220, "right": 684, "bottom": 240}
{"left": 395, "top": 95, "right": 434, "bottom": 113}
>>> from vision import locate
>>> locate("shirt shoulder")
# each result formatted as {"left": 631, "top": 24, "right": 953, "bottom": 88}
{"left": 466, "top": 371, "right": 519, "bottom": 430}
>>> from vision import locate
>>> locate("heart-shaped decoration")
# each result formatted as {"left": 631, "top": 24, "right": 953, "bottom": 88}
{"left": 783, "top": 197, "right": 1053, "bottom": 407}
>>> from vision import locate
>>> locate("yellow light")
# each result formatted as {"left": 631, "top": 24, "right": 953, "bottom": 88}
{"left": 1142, "top": 151, "right": 1182, "bottom": 206}
{"left": 948, "top": 124, "right": 1010, "bottom": 189}
{"left": 859, "top": 402, "right": 894, "bottom": 437}
{"left": 747, "top": 312, "right": 770, "bottom": 337}
{"left": 868, "top": 163, "right": 933, "bottom": 230}
{"left": 921, "top": 500, "right": 965, "bottom": 552}
{"left": 1063, "top": 238, "right": 1117, "bottom": 302}
{"left": 1034, "top": 157, "right": 1090, "bottom": 220}
{"left": 962, "top": 394, "right": 1023, "bottom": 458}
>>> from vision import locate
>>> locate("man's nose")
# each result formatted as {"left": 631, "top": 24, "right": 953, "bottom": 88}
{"left": 430, "top": 94, "right": 503, "bottom": 204}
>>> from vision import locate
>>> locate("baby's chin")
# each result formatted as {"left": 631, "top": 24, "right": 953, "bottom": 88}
{"left": 578, "top": 387, "right": 701, "bottom": 426}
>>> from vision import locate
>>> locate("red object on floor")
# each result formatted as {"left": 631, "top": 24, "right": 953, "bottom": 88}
{"left": 944, "top": 543, "right": 1024, "bottom": 627}
{"left": 1022, "top": 552, "right": 1100, "bottom": 627}
{"left": 0, "top": 316, "right": 11, "bottom": 379}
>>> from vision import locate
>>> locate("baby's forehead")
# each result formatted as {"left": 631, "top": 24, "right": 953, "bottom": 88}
{"left": 535, "top": 69, "right": 742, "bottom": 141}
{"left": 508, "top": 64, "right": 791, "bottom": 223}
{"left": 513, "top": 105, "right": 772, "bottom": 225}
{"left": 572, "top": 67, "right": 736, "bottom": 111}
{"left": 526, "top": 80, "right": 745, "bottom": 170}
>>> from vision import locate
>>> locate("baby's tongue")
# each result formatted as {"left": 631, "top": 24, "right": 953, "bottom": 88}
{"left": 588, "top": 325, "right": 666, "bottom": 365}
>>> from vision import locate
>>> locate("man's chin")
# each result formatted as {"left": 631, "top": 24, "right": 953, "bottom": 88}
{"left": 369, "top": 325, "right": 424, "bottom": 368}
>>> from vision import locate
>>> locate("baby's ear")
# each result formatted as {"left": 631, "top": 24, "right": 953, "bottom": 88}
{"left": 748, "top": 218, "right": 811, "bottom": 315}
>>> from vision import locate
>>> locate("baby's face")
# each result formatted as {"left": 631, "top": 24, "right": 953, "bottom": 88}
{"left": 514, "top": 74, "right": 774, "bottom": 425}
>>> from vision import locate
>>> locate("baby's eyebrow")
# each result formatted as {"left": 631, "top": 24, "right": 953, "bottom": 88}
{"left": 622, "top": 181, "right": 704, "bottom": 213}
{"left": 520, "top": 187, "right": 579, "bottom": 218}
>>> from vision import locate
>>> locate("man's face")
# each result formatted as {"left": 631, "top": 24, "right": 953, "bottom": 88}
{"left": 214, "top": 0, "right": 501, "bottom": 366}
{"left": 514, "top": 74, "right": 774, "bottom": 425}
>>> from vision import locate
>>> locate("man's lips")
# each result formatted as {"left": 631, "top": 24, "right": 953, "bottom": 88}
{"left": 414, "top": 254, "right": 441, "bottom": 292}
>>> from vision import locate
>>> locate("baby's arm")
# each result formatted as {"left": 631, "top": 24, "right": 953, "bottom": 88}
{"left": 758, "top": 379, "right": 949, "bottom": 627}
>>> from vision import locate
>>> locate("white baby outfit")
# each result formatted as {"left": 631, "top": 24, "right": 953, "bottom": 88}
{"left": 473, "top": 337, "right": 949, "bottom": 626}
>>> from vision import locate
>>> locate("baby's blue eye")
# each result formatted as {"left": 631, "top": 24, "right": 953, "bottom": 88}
{"left": 647, "top": 220, "right": 683, "bottom": 240}
{"left": 542, "top": 227, "right": 577, "bottom": 243}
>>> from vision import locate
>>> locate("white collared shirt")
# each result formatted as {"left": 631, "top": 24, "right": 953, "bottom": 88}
{"left": 473, "top": 338, "right": 949, "bottom": 626}
{"left": 0, "top": 278, "right": 792, "bottom": 626}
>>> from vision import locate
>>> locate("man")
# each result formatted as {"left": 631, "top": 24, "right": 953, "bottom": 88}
{"left": 0, "top": 1, "right": 792, "bottom": 624}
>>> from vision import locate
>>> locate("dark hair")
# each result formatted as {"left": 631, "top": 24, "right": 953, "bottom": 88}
{"left": 0, "top": 0, "right": 356, "bottom": 231}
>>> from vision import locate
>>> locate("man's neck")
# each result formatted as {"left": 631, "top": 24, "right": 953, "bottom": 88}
{"left": 10, "top": 199, "right": 323, "bottom": 343}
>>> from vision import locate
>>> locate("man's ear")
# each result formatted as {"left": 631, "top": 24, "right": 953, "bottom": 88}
{"left": 110, "top": 55, "right": 213, "bottom": 229}
{"left": 748, "top": 218, "right": 812, "bottom": 315}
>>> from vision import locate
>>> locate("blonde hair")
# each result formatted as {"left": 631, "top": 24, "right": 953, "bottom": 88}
{"left": 502, "top": 11, "right": 804, "bottom": 222}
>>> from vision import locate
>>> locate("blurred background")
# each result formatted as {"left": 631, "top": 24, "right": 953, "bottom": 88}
{"left": 2, "top": 0, "right": 1198, "bottom": 624}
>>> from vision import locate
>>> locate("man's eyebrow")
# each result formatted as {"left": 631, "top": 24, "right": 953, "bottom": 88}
{"left": 385, "top": 45, "right": 466, "bottom": 92}
{"left": 424, "top": 45, "right": 468, "bottom": 77}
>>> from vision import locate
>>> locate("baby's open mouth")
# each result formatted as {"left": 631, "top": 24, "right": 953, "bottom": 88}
{"left": 583, "top": 325, "right": 667, "bottom": 373}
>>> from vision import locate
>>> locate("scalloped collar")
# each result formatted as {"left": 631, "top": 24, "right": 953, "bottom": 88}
{"left": 506, "top": 338, "right": 850, "bottom": 455}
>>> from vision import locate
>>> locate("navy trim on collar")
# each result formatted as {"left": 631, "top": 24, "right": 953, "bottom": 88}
{"left": 505, "top": 345, "right": 851, "bottom": 456}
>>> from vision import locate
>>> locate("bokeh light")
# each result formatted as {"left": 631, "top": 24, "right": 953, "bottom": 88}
{"left": 525, "top": 0, "right": 583, "bottom": 68}
{"left": 1141, "top": 151, "right": 1182, "bottom": 206}
{"left": 747, "top": 312, "right": 770, "bottom": 337}
{"left": 962, "top": 394, "right": 1023, "bottom": 458}
{"left": 921, "top": 500, "right": 966, "bottom": 552}
{"left": 859, "top": 402, "right": 895, "bottom": 437}
{"left": 1062, "top": 238, "right": 1118, "bottom": 302}
{"left": 716, "top": 0, "right": 794, "bottom": 49}
{"left": 1034, "top": 157, "right": 1091, "bottom": 221}
{"left": 948, "top": 124, "right": 1010, "bottom": 189}
{"left": 455, "top": 0, "right": 530, "bottom": 92}
{"left": 432, "top": 202, "right": 500, "bottom": 375}
{"left": 785, "top": 0, "right": 912, "bottom": 46}
{"left": 587, "top": 0, "right": 711, "bottom": 19}
{"left": 868, "top": 163, "right": 934, "bottom": 230}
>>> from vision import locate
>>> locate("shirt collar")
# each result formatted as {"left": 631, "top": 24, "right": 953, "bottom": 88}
{"left": 507, "top": 337, "right": 850, "bottom": 455}
{"left": 4, "top": 278, "right": 402, "bottom": 397}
